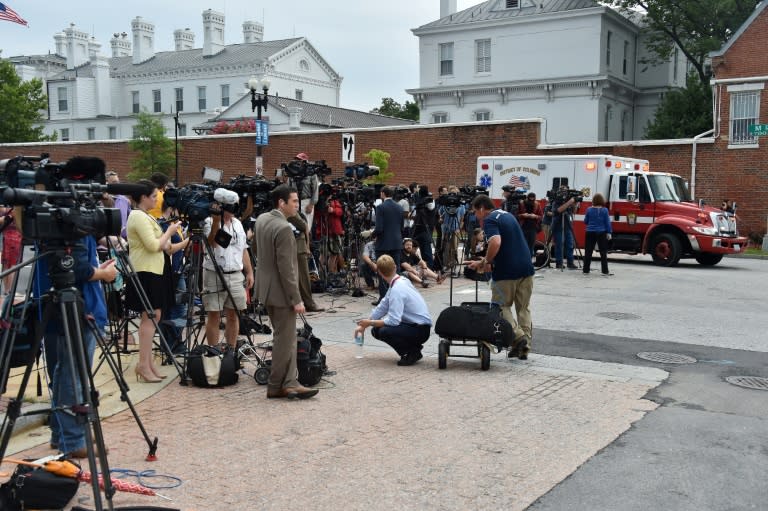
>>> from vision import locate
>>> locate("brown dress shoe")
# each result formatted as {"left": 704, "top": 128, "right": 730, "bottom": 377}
{"left": 68, "top": 445, "right": 109, "bottom": 459}
{"left": 267, "top": 385, "right": 319, "bottom": 399}
{"left": 305, "top": 305, "right": 325, "bottom": 312}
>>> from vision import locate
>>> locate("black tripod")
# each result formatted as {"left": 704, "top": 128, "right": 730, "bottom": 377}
{"left": 0, "top": 246, "right": 117, "bottom": 510}
{"left": 554, "top": 207, "right": 582, "bottom": 271}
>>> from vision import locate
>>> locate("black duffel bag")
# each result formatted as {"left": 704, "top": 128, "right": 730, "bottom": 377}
{"left": 296, "top": 321, "right": 328, "bottom": 387}
{"left": 186, "top": 344, "right": 239, "bottom": 388}
{"left": 0, "top": 462, "right": 79, "bottom": 511}
{"left": 434, "top": 302, "right": 515, "bottom": 348}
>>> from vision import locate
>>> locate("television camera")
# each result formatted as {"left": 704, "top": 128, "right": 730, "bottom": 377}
{"left": 547, "top": 187, "right": 584, "bottom": 203}
{"left": 344, "top": 162, "right": 379, "bottom": 180}
{"left": 501, "top": 184, "right": 528, "bottom": 203}
{"left": 280, "top": 159, "right": 332, "bottom": 180}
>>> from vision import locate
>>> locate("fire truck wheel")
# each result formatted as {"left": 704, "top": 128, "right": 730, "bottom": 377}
{"left": 650, "top": 233, "right": 682, "bottom": 266}
{"left": 695, "top": 253, "right": 723, "bottom": 266}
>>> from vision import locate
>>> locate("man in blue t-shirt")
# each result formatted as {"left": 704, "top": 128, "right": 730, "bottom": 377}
{"left": 467, "top": 195, "right": 535, "bottom": 359}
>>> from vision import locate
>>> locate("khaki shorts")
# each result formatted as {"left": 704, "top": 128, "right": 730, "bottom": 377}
{"left": 202, "top": 268, "right": 247, "bottom": 311}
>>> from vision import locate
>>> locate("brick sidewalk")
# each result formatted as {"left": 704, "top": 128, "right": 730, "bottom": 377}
{"left": 9, "top": 343, "right": 658, "bottom": 511}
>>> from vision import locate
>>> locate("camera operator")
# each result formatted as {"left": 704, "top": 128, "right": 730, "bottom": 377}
{"left": 437, "top": 186, "right": 466, "bottom": 273}
{"left": 315, "top": 188, "right": 345, "bottom": 275}
{"left": 286, "top": 212, "right": 325, "bottom": 312}
{"left": 517, "top": 192, "right": 543, "bottom": 255}
{"left": 432, "top": 185, "right": 448, "bottom": 271}
{"left": 0, "top": 206, "right": 22, "bottom": 298}
{"left": 410, "top": 185, "right": 437, "bottom": 270}
{"left": 373, "top": 186, "right": 404, "bottom": 305}
{"left": 203, "top": 195, "right": 254, "bottom": 348}
{"left": 35, "top": 233, "right": 118, "bottom": 458}
{"left": 288, "top": 152, "right": 319, "bottom": 235}
{"left": 551, "top": 185, "right": 579, "bottom": 270}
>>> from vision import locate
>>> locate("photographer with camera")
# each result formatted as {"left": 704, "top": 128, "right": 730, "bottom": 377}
{"left": 202, "top": 191, "right": 254, "bottom": 348}
{"left": 517, "top": 192, "right": 543, "bottom": 256}
{"left": 410, "top": 185, "right": 437, "bottom": 270}
{"left": 315, "top": 189, "right": 345, "bottom": 275}
{"left": 287, "top": 153, "right": 320, "bottom": 235}
{"left": 550, "top": 185, "right": 580, "bottom": 270}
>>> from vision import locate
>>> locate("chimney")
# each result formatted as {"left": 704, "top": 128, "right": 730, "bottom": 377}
{"left": 288, "top": 107, "right": 302, "bottom": 130}
{"left": 110, "top": 32, "right": 131, "bottom": 58}
{"left": 174, "top": 28, "right": 195, "bottom": 51}
{"left": 243, "top": 21, "right": 263, "bottom": 43}
{"left": 54, "top": 32, "right": 66, "bottom": 57}
{"left": 63, "top": 24, "right": 89, "bottom": 69}
{"left": 202, "top": 9, "right": 225, "bottom": 57}
{"left": 131, "top": 16, "right": 155, "bottom": 64}
{"left": 440, "top": 0, "right": 457, "bottom": 18}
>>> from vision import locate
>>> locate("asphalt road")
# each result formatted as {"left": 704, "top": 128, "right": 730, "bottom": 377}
{"left": 524, "top": 255, "right": 768, "bottom": 511}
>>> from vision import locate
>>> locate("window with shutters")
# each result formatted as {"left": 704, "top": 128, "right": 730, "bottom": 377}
{"left": 476, "top": 39, "right": 491, "bottom": 73}
{"left": 439, "top": 43, "right": 454, "bottom": 76}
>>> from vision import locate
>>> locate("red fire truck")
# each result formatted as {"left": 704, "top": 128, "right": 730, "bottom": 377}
{"left": 476, "top": 155, "right": 747, "bottom": 266}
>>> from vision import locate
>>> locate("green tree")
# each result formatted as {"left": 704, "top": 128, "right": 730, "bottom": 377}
{"left": 0, "top": 58, "right": 56, "bottom": 143}
{"left": 128, "top": 111, "right": 177, "bottom": 180}
{"left": 644, "top": 73, "right": 713, "bottom": 138}
{"left": 603, "top": 0, "right": 760, "bottom": 83}
{"left": 370, "top": 97, "right": 419, "bottom": 121}
{"left": 364, "top": 148, "right": 394, "bottom": 184}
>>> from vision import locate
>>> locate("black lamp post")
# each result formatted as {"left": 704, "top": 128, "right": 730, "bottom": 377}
{"left": 172, "top": 108, "right": 180, "bottom": 185}
{"left": 248, "top": 76, "right": 270, "bottom": 174}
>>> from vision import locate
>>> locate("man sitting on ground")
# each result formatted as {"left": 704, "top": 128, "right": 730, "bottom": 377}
{"left": 354, "top": 254, "right": 432, "bottom": 366}
{"left": 400, "top": 238, "right": 445, "bottom": 288}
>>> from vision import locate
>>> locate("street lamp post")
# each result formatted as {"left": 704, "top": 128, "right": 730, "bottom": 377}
{"left": 248, "top": 76, "right": 271, "bottom": 175}
{"left": 172, "top": 108, "right": 180, "bottom": 185}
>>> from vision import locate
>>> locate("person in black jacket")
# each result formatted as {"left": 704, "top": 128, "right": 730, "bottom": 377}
{"left": 373, "top": 186, "right": 403, "bottom": 303}
{"left": 410, "top": 185, "right": 437, "bottom": 270}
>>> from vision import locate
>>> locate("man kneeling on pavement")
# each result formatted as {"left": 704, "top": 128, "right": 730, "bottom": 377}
{"left": 354, "top": 254, "right": 432, "bottom": 366}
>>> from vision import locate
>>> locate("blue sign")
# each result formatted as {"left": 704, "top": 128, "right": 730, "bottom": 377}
{"left": 254, "top": 120, "right": 269, "bottom": 146}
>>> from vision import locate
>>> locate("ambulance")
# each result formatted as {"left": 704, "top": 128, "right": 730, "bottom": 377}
{"left": 476, "top": 155, "right": 747, "bottom": 266}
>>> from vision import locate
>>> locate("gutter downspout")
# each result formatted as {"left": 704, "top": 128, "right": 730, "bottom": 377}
{"left": 691, "top": 128, "right": 714, "bottom": 199}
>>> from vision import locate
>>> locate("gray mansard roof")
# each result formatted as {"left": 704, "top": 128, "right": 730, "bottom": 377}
{"left": 415, "top": 0, "right": 601, "bottom": 31}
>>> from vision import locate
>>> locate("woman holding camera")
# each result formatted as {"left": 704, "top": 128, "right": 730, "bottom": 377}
{"left": 126, "top": 180, "right": 182, "bottom": 383}
{"left": 582, "top": 193, "right": 613, "bottom": 276}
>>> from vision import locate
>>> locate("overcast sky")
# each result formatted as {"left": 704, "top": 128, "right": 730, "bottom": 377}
{"left": 0, "top": 0, "right": 479, "bottom": 112}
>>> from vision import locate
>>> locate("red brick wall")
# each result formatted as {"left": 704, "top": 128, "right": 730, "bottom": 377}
{"left": 2, "top": 122, "right": 766, "bottom": 239}
{"left": 711, "top": 6, "right": 768, "bottom": 78}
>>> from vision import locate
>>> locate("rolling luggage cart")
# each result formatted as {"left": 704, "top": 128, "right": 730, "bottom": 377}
{"left": 434, "top": 266, "right": 512, "bottom": 371}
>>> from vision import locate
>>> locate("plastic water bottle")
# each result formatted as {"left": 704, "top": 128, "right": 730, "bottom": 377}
{"left": 354, "top": 332, "right": 364, "bottom": 358}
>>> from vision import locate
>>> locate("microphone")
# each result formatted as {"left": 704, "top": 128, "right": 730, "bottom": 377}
{"left": 213, "top": 188, "right": 239, "bottom": 205}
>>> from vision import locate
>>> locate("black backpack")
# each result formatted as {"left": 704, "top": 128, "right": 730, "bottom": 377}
{"left": 296, "top": 322, "right": 327, "bottom": 387}
{"left": 186, "top": 344, "right": 240, "bottom": 388}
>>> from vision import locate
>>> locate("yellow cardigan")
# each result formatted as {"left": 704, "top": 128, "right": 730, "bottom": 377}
{"left": 127, "top": 210, "right": 165, "bottom": 275}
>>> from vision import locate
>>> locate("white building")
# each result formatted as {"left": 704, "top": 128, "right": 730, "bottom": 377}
{"left": 407, "top": 0, "right": 687, "bottom": 143}
{"left": 10, "top": 10, "right": 345, "bottom": 142}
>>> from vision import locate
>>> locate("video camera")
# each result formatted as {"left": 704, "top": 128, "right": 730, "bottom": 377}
{"left": 228, "top": 175, "right": 278, "bottom": 219}
{"left": 344, "top": 162, "right": 379, "bottom": 180}
{"left": 280, "top": 159, "right": 332, "bottom": 180}
{"left": 548, "top": 187, "right": 584, "bottom": 203}
{"left": 502, "top": 184, "right": 528, "bottom": 203}
{"left": 1, "top": 156, "right": 123, "bottom": 241}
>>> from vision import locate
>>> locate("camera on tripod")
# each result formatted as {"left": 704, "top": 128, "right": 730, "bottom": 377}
{"left": 344, "top": 162, "right": 379, "bottom": 180}
{"left": 280, "top": 159, "right": 332, "bottom": 179}
{"left": 2, "top": 156, "right": 122, "bottom": 241}
{"left": 228, "top": 175, "right": 278, "bottom": 219}
{"left": 549, "top": 187, "right": 584, "bottom": 203}
{"left": 502, "top": 184, "right": 528, "bottom": 203}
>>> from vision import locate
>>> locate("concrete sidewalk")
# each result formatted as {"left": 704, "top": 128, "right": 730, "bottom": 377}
{"left": 2, "top": 277, "right": 667, "bottom": 510}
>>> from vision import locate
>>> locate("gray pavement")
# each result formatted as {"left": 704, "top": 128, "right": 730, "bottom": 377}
{"left": 2, "top": 254, "right": 766, "bottom": 510}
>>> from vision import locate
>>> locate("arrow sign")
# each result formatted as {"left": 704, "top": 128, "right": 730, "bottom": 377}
{"left": 342, "top": 133, "right": 355, "bottom": 163}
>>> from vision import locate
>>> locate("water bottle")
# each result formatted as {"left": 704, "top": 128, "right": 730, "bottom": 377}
{"left": 354, "top": 331, "right": 364, "bottom": 358}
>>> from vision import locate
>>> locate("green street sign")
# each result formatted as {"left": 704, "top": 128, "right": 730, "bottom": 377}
{"left": 748, "top": 123, "right": 768, "bottom": 136}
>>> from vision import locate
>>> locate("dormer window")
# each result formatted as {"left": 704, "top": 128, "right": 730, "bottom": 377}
{"left": 506, "top": 0, "right": 519, "bottom": 8}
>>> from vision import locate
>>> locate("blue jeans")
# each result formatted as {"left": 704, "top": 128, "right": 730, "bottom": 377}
{"left": 552, "top": 225, "right": 574, "bottom": 267}
{"left": 44, "top": 328, "right": 97, "bottom": 453}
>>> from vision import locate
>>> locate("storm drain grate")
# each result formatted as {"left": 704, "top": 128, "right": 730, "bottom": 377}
{"left": 597, "top": 312, "right": 641, "bottom": 321}
{"left": 637, "top": 352, "right": 697, "bottom": 364}
{"left": 725, "top": 376, "right": 768, "bottom": 391}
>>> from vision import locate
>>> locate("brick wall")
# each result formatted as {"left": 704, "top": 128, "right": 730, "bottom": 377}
{"left": 2, "top": 121, "right": 766, "bottom": 239}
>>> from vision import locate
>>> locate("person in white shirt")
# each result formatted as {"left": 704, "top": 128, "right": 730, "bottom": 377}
{"left": 202, "top": 201, "right": 254, "bottom": 347}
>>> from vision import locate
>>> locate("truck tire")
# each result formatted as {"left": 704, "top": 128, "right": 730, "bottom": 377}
{"left": 650, "top": 233, "right": 682, "bottom": 266}
{"left": 695, "top": 253, "right": 723, "bottom": 266}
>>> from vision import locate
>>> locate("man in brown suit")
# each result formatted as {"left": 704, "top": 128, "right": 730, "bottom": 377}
{"left": 253, "top": 185, "right": 319, "bottom": 399}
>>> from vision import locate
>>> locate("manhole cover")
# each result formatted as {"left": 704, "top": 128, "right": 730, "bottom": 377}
{"left": 637, "top": 352, "right": 697, "bottom": 364}
{"left": 597, "top": 312, "right": 641, "bottom": 321}
{"left": 725, "top": 376, "right": 768, "bottom": 391}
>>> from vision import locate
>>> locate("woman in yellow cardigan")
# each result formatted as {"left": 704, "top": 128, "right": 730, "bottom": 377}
{"left": 126, "top": 180, "right": 185, "bottom": 382}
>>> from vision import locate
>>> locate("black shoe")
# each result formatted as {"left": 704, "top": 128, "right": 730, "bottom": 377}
{"left": 397, "top": 351, "right": 423, "bottom": 366}
{"left": 567, "top": 264, "right": 578, "bottom": 270}
{"left": 507, "top": 347, "right": 520, "bottom": 359}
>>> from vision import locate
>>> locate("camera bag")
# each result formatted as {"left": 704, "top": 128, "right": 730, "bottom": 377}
{"left": 0, "top": 461, "right": 79, "bottom": 511}
{"left": 186, "top": 344, "right": 239, "bottom": 388}
{"left": 434, "top": 302, "right": 515, "bottom": 349}
{"left": 296, "top": 321, "right": 328, "bottom": 387}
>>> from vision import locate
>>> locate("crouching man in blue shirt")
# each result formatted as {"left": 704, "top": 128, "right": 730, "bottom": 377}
{"left": 354, "top": 254, "right": 432, "bottom": 366}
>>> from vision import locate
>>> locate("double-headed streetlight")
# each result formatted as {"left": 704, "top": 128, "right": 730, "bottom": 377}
{"left": 248, "top": 77, "right": 270, "bottom": 174}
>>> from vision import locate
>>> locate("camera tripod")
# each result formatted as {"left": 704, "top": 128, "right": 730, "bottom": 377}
{"left": 553, "top": 208, "right": 583, "bottom": 270}
{"left": 0, "top": 244, "right": 157, "bottom": 511}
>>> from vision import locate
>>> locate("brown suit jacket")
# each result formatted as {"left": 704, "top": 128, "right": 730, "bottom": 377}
{"left": 253, "top": 209, "right": 302, "bottom": 307}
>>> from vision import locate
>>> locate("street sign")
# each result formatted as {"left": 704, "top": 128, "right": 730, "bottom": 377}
{"left": 342, "top": 133, "right": 355, "bottom": 162}
{"left": 748, "top": 123, "right": 768, "bottom": 136}
{"left": 254, "top": 120, "right": 269, "bottom": 146}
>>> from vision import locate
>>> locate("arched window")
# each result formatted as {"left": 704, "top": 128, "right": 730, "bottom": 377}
{"left": 299, "top": 59, "right": 310, "bottom": 72}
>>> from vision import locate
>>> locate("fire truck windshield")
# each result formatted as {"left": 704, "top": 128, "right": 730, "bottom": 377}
{"left": 647, "top": 174, "right": 691, "bottom": 202}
